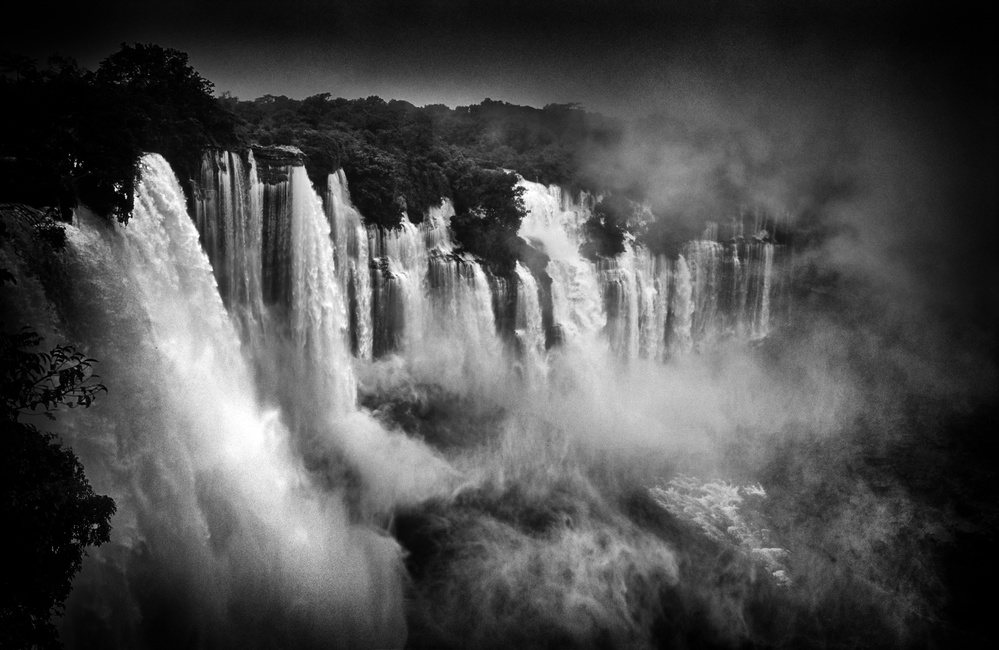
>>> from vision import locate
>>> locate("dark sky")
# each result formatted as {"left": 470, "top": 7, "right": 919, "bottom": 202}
{"left": 8, "top": 1, "right": 993, "bottom": 117}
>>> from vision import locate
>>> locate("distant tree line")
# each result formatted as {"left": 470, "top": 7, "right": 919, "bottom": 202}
{"left": 1, "top": 43, "right": 710, "bottom": 272}
{"left": 225, "top": 93, "right": 638, "bottom": 271}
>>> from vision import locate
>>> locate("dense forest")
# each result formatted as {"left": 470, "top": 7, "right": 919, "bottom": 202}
{"left": 1, "top": 44, "right": 713, "bottom": 275}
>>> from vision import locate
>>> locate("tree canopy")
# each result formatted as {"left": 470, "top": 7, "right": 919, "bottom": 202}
{"left": 226, "top": 94, "right": 614, "bottom": 269}
{"left": 0, "top": 42, "right": 747, "bottom": 268}
{"left": 0, "top": 326, "right": 114, "bottom": 650}
{"left": 0, "top": 44, "right": 240, "bottom": 222}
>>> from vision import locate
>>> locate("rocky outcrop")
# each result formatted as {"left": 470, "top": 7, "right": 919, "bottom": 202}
{"left": 251, "top": 145, "right": 306, "bottom": 184}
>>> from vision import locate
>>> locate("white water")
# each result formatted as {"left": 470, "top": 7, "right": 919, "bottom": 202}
{"left": 191, "top": 160, "right": 789, "bottom": 404}
{"left": 326, "top": 169, "right": 373, "bottom": 360}
{"left": 11, "top": 152, "right": 794, "bottom": 648}
{"left": 514, "top": 178, "right": 787, "bottom": 361}
{"left": 518, "top": 180, "right": 607, "bottom": 345}
{"left": 289, "top": 166, "right": 356, "bottom": 418}
{"left": 54, "top": 154, "right": 460, "bottom": 649}
{"left": 515, "top": 261, "right": 547, "bottom": 382}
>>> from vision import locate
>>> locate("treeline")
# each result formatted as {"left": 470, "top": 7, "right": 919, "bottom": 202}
{"left": 226, "top": 93, "right": 635, "bottom": 271}
{"left": 0, "top": 43, "right": 709, "bottom": 271}
{"left": 231, "top": 94, "right": 789, "bottom": 264}
{"left": 0, "top": 45, "right": 240, "bottom": 222}
{"left": 228, "top": 94, "right": 624, "bottom": 195}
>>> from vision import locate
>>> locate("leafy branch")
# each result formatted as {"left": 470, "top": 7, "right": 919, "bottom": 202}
{"left": 1, "top": 328, "right": 106, "bottom": 421}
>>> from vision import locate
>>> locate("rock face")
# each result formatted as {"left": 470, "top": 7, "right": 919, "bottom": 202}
{"left": 251, "top": 145, "right": 305, "bottom": 184}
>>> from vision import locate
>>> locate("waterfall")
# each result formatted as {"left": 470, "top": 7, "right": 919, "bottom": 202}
{"left": 288, "top": 166, "right": 356, "bottom": 418}
{"left": 194, "top": 155, "right": 357, "bottom": 428}
{"left": 188, "top": 155, "right": 790, "bottom": 385}
{"left": 756, "top": 242, "right": 775, "bottom": 338}
{"left": 370, "top": 219, "right": 429, "bottom": 357}
{"left": 683, "top": 240, "right": 723, "bottom": 346}
{"left": 515, "top": 178, "right": 789, "bottom": 361}
{"left": 514, "top": 262, "right": 546, "bottom": 381}
{"left": 356, "top": 197, "right": 510, "bottom": 394}
{"left": 57, "top": 154, "right": 407, "bottom": 649}
{"left": 635, "top": 250, "right": 659, "bottom": 360}
{"left": 671, "top": 254, "right": 694, "bottom": 356}
{"left": 517, "top": 180, "right": 605, "bottom": 345}
{"left": 326, "top": 170, "right": 373, "bottom": 360}
{"left": 1, "top": 150, "right": 803, "bottom": 649}
{"left": 652, "top": 258, "right": 671, "bottom": 361}
{"left": 418, "top": 248, "right": 504, "bottom": 393}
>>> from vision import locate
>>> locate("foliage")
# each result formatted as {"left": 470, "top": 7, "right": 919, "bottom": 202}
{"left": 580, "top": 194, "right": 634, "bottom": 260}
{"left": 93, "top": 44, "right": 241, "bottom": 184}
{"left": 0, "top": 44, "right": 240, "bottom": 222}
{"left": 447, "top": 159, "right": 526, "bottom": 274}
{"left": 1, "top": 428, "right": 114, "bottom": 649}
{"left": 1, "top": 328, "right": 107, "bottom": 417}
{"left": 32, "top": 216, "right": 67, "bottom": 250}
{"left": 227, "top": 93, "right": 622, "bottom": 269}
{"left": 342, "top": 144, "right": 407, "bottom": 229}
{"left": 0, "top": 308, "right": 115, "bottom": 648}
{"left": 1, "top": 42, "right": 687, "bottom": 268}
{"left": 0, "top": 326, "right": 114, "bottom": 650}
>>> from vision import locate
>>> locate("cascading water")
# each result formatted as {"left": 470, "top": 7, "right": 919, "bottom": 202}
{"left": 196, "top": 154, "right": 358, "bottom": 436}
{"left": 54, "top": 154, "right": 410, "bottom": 649}
{"left": 515, "top": 178, "right": 789, "bottom": 361}
{"left": 514, "top": 262, "right": 546, "bottom": 382}
{"left": 517, "top": 180, "right": 606, "bottom": 346}
{"left": 193, "top": 151, "right": 263, "bottom": 322}
{"left": 671, "top": 255, "right": 695, "bottom": 356}
{"left": 354, "top": 196, "right": 510, "bottom": 395}
{"left": 326, "top": 170, "right": 373, "bottom": 360}
{"left": 288, "top": 165, "right": 357, "bottom": 419}
{"left": 5, "top": 151, "right": 799, "bottom": 649}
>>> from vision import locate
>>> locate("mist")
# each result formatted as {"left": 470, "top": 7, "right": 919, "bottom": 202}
{"left": 3, "top": 8, "right": 995, "bottom": 646}
{"left": 358, "top": 42, "right": 997, "bottom": 646}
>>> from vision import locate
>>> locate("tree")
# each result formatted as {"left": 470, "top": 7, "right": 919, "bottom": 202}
{"left": 580, "top": 194, "right": 634, "bottom": 260}
{"left": 343, "top": 144, "right": 407, "bottom": 229}
{"left": 94, "top": 43, "right": 214, "bottom": 107}
{"left": 93, "top": 43, "right": 241, "bottom": 189}
{"left": 1, "top": 44, "right": 242, "bottom": 224}
{"left": 0, "top": 327, "right": 114, "bottom": 649}
{"left": 447, "top": 158, "right": 526, "bottom": 273}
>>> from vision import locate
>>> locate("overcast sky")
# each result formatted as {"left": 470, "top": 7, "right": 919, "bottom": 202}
{"left": 7, "top": 1, "right": 993, "bottom": 117}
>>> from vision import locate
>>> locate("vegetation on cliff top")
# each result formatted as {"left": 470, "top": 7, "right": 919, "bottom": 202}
{"left": 1, "top": 43, "right": 693, "bottom": 269}
{"left": 226, "top": 93, "right": 629, "bottom": 270}
{"left": 1, "top": 44, "right": 239, "bottom": 222}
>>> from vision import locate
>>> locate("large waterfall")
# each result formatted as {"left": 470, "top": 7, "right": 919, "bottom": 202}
{"left": 34, "top": 154, "right": 453, "bottom": 649}
{"left": 516, "top": 179, "right": 789, "bottom": 359}
{"left": 197, "top": 155, "right": 789, "bottom": 388}
{"left": 5, "top": 151, "right": 801, "bottom": 648}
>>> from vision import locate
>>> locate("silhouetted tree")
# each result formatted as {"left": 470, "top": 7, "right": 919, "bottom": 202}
{"left": 0, "top": 327, "right": 114, "bottom": 650}
{"left": 580, "top": 194, "right": 635, "bottom": 260}
{"left": 0, "top": 44, "right": 240, "bottom": 222}
{"left": 1, "top": 220, "right": 114, "bottom": 648}
{"left": 447, "top": 158, "right": 526, "bottom": 273}
{"left": 343, "top": 144, "right": 406, "bottom": 229}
